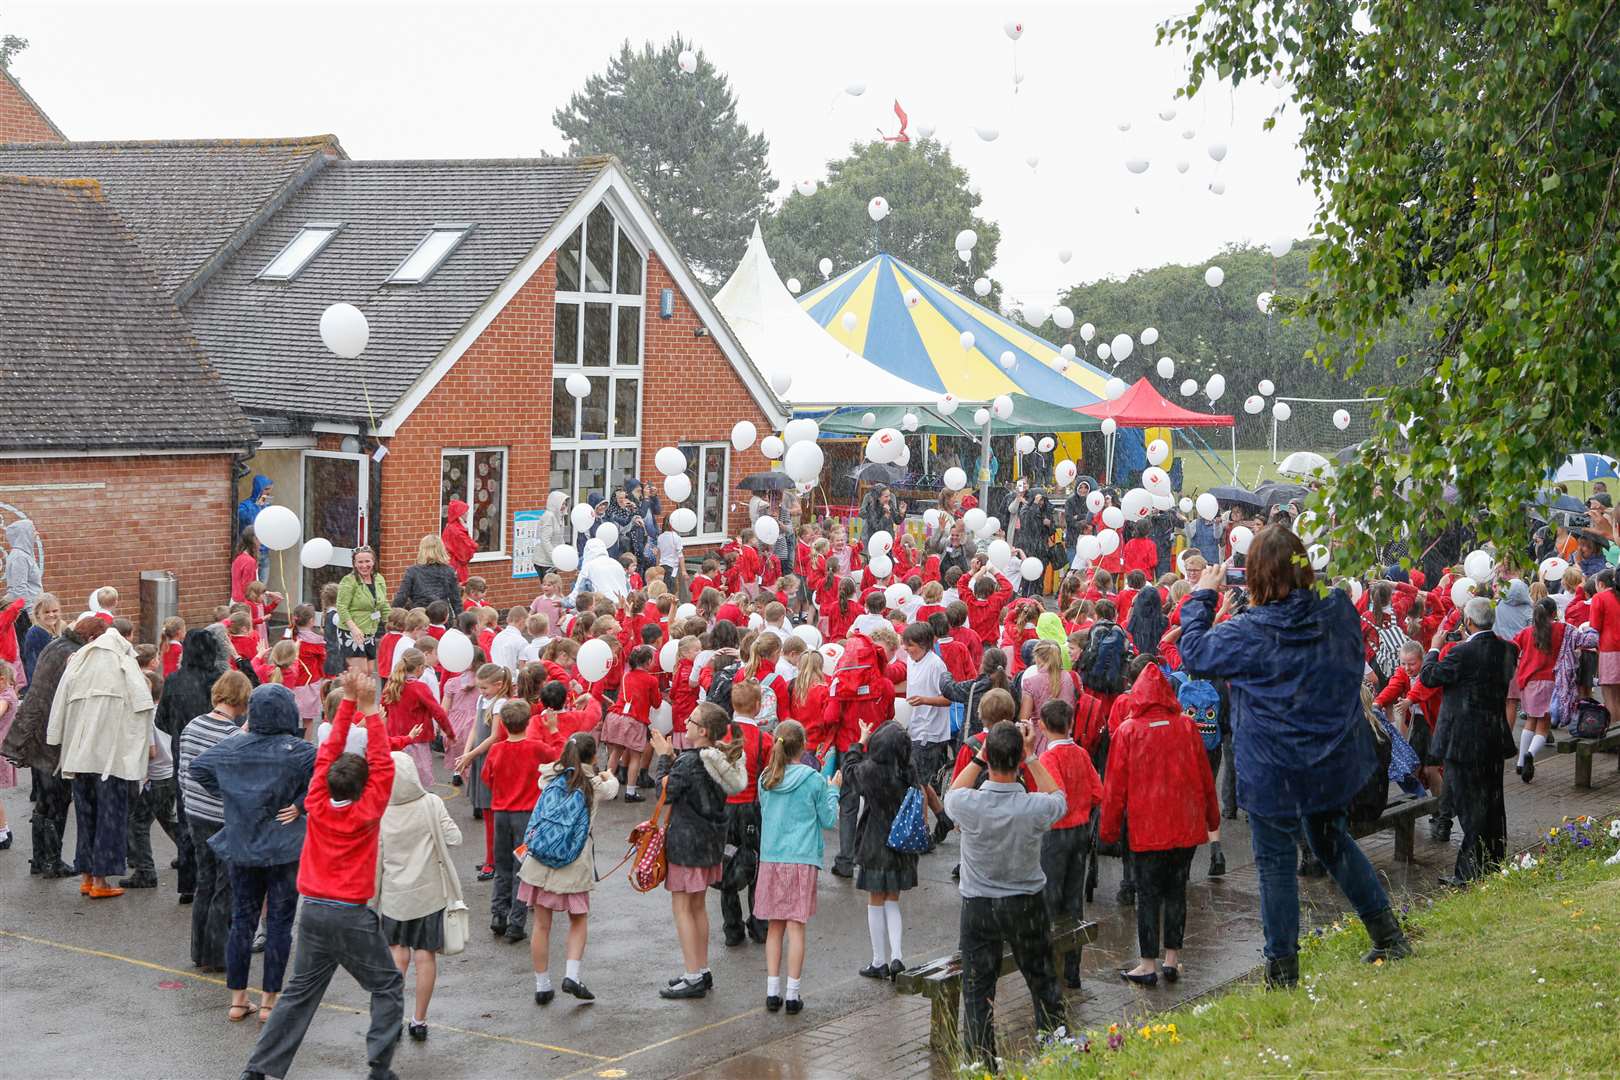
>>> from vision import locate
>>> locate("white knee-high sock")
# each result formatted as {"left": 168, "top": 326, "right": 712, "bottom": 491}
{"left": 1527, "top": 732, "right": 1547, "bottom": 760}
{"left": 1517, "top": 727, "right": 1534, "bottom": 764}
{"left": 867, "top": 905, "right": 888, "bottom": 967}
{"left": 884, "top": 900, "right": 904, "bottom": 963}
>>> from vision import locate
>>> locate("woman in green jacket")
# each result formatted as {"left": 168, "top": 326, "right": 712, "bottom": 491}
{"left": 335, "top": 546, "right": 388, "bottom": 673}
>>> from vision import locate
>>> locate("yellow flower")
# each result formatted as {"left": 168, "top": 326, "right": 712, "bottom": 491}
{"left": 1108, "top": 1023, "right": 1120, "bottom": 1035}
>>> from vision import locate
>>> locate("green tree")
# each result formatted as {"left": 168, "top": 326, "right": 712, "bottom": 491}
{"left": 552, "top": 36, "right": 775, "bottom": 285}
{"left": 1, "top": 15, "right": 28, "bottom": 70}
{"left": 764, "top": 139, "right": 1001, "bottom": 299}
{"left": 1162, "top": 2, "right": 1620, "bottom": 573}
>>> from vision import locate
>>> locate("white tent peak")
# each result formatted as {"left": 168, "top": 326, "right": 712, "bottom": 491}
{"left": 713, "top": 226, "right": 948, "bottom": 408}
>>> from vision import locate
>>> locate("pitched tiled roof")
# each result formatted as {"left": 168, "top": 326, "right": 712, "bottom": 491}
{"left": 0, "top": 175, "right": 254, "bottom": 452}
{"left": 181, "top": 156, "right": 610, "bottom": 422}
{"left": 0, "top": 136, "right": 340, "bottom": 296}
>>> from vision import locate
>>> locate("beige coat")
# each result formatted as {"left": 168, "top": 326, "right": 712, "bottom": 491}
{"left": 517, "top": 761, "right": 619, "bottom": 896}
{"left": 45, "top": 628, "right": 153, "bottom": 781}
{"left": 375, "top": 751, "right": 462, "bottom": 922}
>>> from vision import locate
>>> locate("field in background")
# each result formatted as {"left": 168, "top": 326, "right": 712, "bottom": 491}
{"left": 1176, "top": 447, "right": 1291, "bottom": 495}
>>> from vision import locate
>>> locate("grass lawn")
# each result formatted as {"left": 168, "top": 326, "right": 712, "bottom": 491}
{"left": 1016, "top": 818, "right": 1620, "bottom": 1079}
{"left": 1177, "top": 447, "right": 1286, "bottom": 494}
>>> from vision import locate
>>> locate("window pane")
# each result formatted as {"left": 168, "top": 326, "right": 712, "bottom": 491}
{"left": 441, "top": 453, "right": 466, "bottom": 523}
{"left": 680, "top": 445, "right": 701, "bottom": 532}
{"left": 554, "top": 304, "right": 579, "bottom": 364}
{"left": 578, "top": 450, "right": 607, "bottom": 511}
{"left": 261, "top": 227, "right": 336, "bottom": 280}
{"left": 472, "top": 450, "right": 505, "bottom": 552}
{"left": 610, "top": 448, "right": 637, "bottom": 502}
{"left": 555, "top": 226, "right": 581, "bottom": 291}
{"left": 583, "top": 303, "right": 611, "bottom": 366}
{"left": 549, "top": 451, "right": 575, "bottom": 518}
{"left": 613, "top": 378, "right": 639, "bottom": 437}
{"left": 584, "top": 204, "right": 614, "bottom": 292}
{"left": 616, "top": 306, "right": 640, "bottom": 366}
{"left": 616, "top": 228, "right": 643, "bottom": 295}
{"left": 306, "top": 453, "right": 361, "bottom": 550}
{"left": 702, "top": 446, "right": 725, "bottom": 536}
{"left": 391, "top": 228, "right": 466, "bottom": 284}
{"left": 580, "top": 377, "right": 609, "bottom": 437}
{"left": 552, "top": 379, "right": 575, "bottom": 438}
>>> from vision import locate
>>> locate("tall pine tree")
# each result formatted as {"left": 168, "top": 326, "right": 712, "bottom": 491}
{"left": 552, "top": 36, "right": 775, "bottom": 285}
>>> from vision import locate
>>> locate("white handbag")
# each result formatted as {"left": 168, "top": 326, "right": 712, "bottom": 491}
{"left": 430, "top": 801, "right": 469, "bottom": 956}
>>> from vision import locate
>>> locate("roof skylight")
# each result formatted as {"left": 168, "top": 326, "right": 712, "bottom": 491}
{"left": 257, "top": 224, "right": 341, "bottom": 281}
{"left": 388, "top": 226, "right": 472, "bottom": 284}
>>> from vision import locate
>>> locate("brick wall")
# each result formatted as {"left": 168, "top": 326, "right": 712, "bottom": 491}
{"left": 381, "top": 248, "right": 774, "bottom": 610}
{"left": 0, "top": 69, "right": 63, "bottom": 144}
{"left": 0, "top": 454, "right": 236, "bottom": 636}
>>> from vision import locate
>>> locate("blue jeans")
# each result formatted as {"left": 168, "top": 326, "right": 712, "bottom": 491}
{"left": 1248, "top": 809, "right": 1390, "bottom": 960}
{"left": 227, "top": 860, "right": 299, "bottom": 992}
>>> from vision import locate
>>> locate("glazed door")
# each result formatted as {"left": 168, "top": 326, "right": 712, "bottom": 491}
{"left": 301, "top": 450, "right": 370, "bottom": 602}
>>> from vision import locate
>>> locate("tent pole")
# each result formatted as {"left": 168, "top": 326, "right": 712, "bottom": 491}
{"left": 1231, "top": 425, "right": 1239, "bottom": 483}
{"left": 977, "top": 414, "right": 993, "bottom": 508}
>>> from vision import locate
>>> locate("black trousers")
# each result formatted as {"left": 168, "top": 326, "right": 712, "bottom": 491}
{"left": 1041, "top": 825, "right": 1090, "bottom": 983}
{"left": 125, "top": 777, "right": 181, "bottom": 878}
{"left": 833, "top": 777, "right": 859, "bottom": 874}
{"left": 29, "top": 769, "right": 72, "bottom": 873}
{"left": 1132, "top": 846, "right": 1196, "bottom": 958}
{"left": 1446, "top": 757, "right": 1506, "bottom": 880}
{"left": 720, "top": 801, "right": 765, "bottom": 940}
{"left": 959, "top": 892, "right": 1068, "bottom": 1068}
{"left": 171, "top": 764, "right": 196, "bottom": 894}
{"left": 189, "top": 816, "right": 231, "bottom": 969}
{"left": 491, "top": 810, "right": 528, "bottom": 930}
{"left": 71, "top": 774, "right": 128, "bottom": 877}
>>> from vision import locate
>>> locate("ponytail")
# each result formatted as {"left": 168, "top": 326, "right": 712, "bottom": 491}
{"left": 1532, "top": 597, "right": 1557, "bottom": 654}
{"left": 383, "top": 648, "right": 424, "bottom": 705}
{"left": 474, "top": 661, "right": 513, "bottom": 699}
{"left": 558, "top": 733, "right": 597, "bottom": 811}
{"left": 981, "top": 646, "right": 1011, "bottom": 693}
{"left": 761, "top": 720, "right": 805, "bottom": 791}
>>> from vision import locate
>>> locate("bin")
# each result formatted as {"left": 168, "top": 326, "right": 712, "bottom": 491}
{"left": 139, "top": 570, "right": 178, "bottom": 646}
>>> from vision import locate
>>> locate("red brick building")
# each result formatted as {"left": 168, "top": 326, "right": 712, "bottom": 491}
{"left": 0, "top": 66, "right": 63, "bottom": 143}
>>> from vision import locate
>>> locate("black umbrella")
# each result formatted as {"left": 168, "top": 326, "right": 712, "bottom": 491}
{"left": 1532, "top": 491, "right": 1586, "bottom": 515}
{"left": 849, "top": 462, "right": 907, "bottom": 484}
{"left": 1207, "top": 485, "right": 1265, "bottom": 510}
{"left": 736, "top": 471, "right": 795, "bottom": 493}
{"left": 1255, "top": 481, "right": 1309, "bottom": 508}
{"left": 1333, "top": 441, "right": 1364, "bottom": 464}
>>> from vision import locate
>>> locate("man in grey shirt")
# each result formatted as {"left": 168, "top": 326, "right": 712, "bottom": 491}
{"left": 944, "top": 720, "right": 1068, "bottom": 1067}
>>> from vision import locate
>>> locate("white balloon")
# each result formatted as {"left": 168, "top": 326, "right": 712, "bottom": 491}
{"left": 1269, "top": 236, "right": 1292, "bottom": 259}
{"left": 1116, "top": 120, "right": 1131, "bottom": 132}
{"left": 565, "top": 372, "right": 591, "bottom": 398}
{"left": 1307, "top": 544, "right": 1330, "bottom": 572}
{"left": 1209, "top": 179, "right": 1227, "bottom": 196}
{"left": 1205, "top": 373, "right": 1226, "bottom": 402}
{"left": 1015, "top": 434, "right": 1036, "bottom": 455}
{"left": 959, "top": 330, "right": 976, "bottom": 350}
{"left": 1333, "top": 409, "right": 1352, "bottom": 431}
{"left": 1104, "top": 377, "right": 1127, "bottom": 401}
{"left": 677, "top": 49, "right": 697, "bottom": 74}
{"left": 1181, "top": 127, "right": 1196, "bottom": 140}
{"left": 904, "top": 288, "right": 922, "bottom": 309}
{"left": 868, "top": 554, "right": 893, "bottom": 579}
{"left": 938, "top": 393, "right": 959, "bottom": 416}
{"left": 1086, "top": 491, "right": 1105, "bottom": 514}
{"left": 1055, "top": 460, "right": 1077, "bottom": 486}
{"left": 1125, "top": 158, "right": 1150, "bottom": 174}
{"left": 755, "top": 515, "right": 781, "bottom": 545}
{"left": 1101, "top": 418, "right": 1117, "bottom": 436}
{"left": 1229, "top": 525, "right": 1255, "bottom": 555}
{"left": 670, "top": 507, "right": 697, "bottom": 534}
{"left": 760, "top": 435, "right": 785, "bottom": 459}
{"left": 1176, "top": 159, "right": 1191, "bottom": 174}
{"left": 655, "top": 446, "right": 687, "bottom": 477}
{"left": 1038, "top": 436, "right": 1055, "bottom": 453}
{"left": 980, "top": 516, "right": 1000, "bottom": 538}
{"left": 1096, "top": 528, "right": 1121, "bottom": 556}
{"left": 731, "top": 420, "right": 757, "bottom": 451}
{"left": 547, "top": 490, "right": 568, "bottom": 512}
{"left": 963, "top": 508, "right": 987, "bottom": 534}
{"left": 1003, "top": 18, "right": 1024, "bottom": 40}
{"left": 1110, "top": 333, "right": 1134, "bottom": 362}
{"left": 786, "top": 277, "right": 802, "bottom": 295}
{"left": 1257, "top": 291, "right": 1274, "bottom": 314}
{"left": 1142, "top": 467, "right": 1171, "bottom": 496}
{"left": 1052, "top": 305, "right": 1075, "bottom": 329}
{"left": 923, "top": 508, "right": 941, "bottom": 529}
{"left": 975, "top": 126, "right": 1000, "bottom": 142}
{"left": 987, "top": 539, "right": 1012, "bottom": 568}
{"left": 1179, "top": 497, "right": 1194, "bottom": 514}
{"left": 1180, "top": 378, "right": 1198, "bottom": 397}
{"left": 319, "top": 303, "right": 370, "bottom": 359}
{"left": 860, "top": 413, "right": 876, "bottom": 427}
{"left": 841, "top": 312, "right": 858, "bottom": 332}
{"left": 973, "top": 407, "right": 991, "bottom": 426}
{"left": 676, "top": 603, "right": 697, "bottom": 620}
{"left": 1244, "top": 395, "right": 1264, "bottom": 415}
{"left": 1258, "top": 379, "right": 1276, "bottom": 396}
{"left": 577, "top": 638, "right": 613, "bottom": 682}
{"left": 253, "top": 505, "right": 300, "bottom": 551}
{"left": 1159, "top": 107, "right": 1177, "bottom": 121}
{"left": 551, "top": 544, "right": 579, "bottom": 572}
{"left": 1121, "top": 488, "right": 1154, "bottom": 520}
{"left": 1272, "top": 401, "right": 1292, "bottom": 422}
{"left": 1141, "top": 327, "right": 1159, "bottom": 346}
{"left": 438, "top": 629, "right": 475, "bottom": 674}
{"left": 664, "top": 473, "right": 692, "bottom": 503}
{"left": 1101, "top": 505, "right": 1125, "bottom": 530}
{"left": 865, "top": 428, "right": 904, "bottom": 463}
{"left": 570, "top": 503, "right": 596, "bottom": 532}
{"left": 784, "top": 418, "right": 820, "bottom": 447}
{"left": 958, "top": 249, "right": 972, "bottom": 264}
{"left": 845, "top": 81, "right": 866, "bottom": 97}
{"left": 1022, "top": 303, "right": 1049, "bottom": 327}
{"left": 868, "top": 530, "right": 893, "bottom": 557}
{"left": 1343, "top": 578, "right": 1363, "bottom": 604}
{"left": 884, "top": 583, "right": 912, "bottom": 610}
{"left": 792, "top": 624, "right": 823, "bottom": 650}
{"left": 991, "top": 394, "right": 1014, "bottom": 421}
{"left": 1196, "top": 492, "right": 1219, "bottom": 521}
{"left": 1450, "top": 576, "right": 1478, "bottom": 612}
{"left": 998, "top": 350, "right": 1016, "bottom": 371}
{"left": 1208, "top": 141, "right": 1228, "bottom": 162}
{"left": 974, "top": 277, "right": 992, "bottom": 297}
{"left": 1146, "top": 439, "right": 1170, "bottom": 466}
{"left": 943, "top": 466, "right": 968, "bottom": 491}
{"left": 955, "top": 229, "right": 979, "bottom": 251}
{"left": 1152, "top": 493, "right": 1174, "bottom": 511}
{"left": 299, "top": 538, "right": 333, "bottom": 569}
{"left": 1157, "top": 356, "right": 1176, "bottom": 380}
{"left": 1539, "top": 556, "right": 1570, "bottom": 583}
{"left": 1204, "top": 265, "right": 1225, "bottom": 288}
{"left": 659, "top": 640, "right": 680, "bottom": 674}
{"left": 594, "top": 521, "right": 620, "bottom": 550}
{"left": 1058, "top": 249, "right": 1073, "bottom": 264}
{"left": 783, "top": 441, "right": 824, "bottom": 484}
{"left": 795, "top": 178, "right": 816, "bottom": 197}
{"left": 1074, "top": 535, "right": 1101, "bottom": 565}
{"left": 1464, "top": 550, "right": 1495, "bottom": 583}
{"left": 819, "top": 257, "right": 833, "bottom": 278}
{"left": 1061, "top": 343, "right": 1077, "bottom": 359}
{"left": 867, "top": 196, "right": 890, "bottom": 222}
{"left": 1097, "top": 343, "right": 1111, "bottom": 361}
{"left": 1080, "top": 322, "right": 1096, "bottom": 342}
{"left": 1020, "top": 556, "right": 1044, "bottom": 582}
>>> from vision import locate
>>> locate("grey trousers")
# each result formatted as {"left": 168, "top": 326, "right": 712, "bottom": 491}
{"left": 244, "top": 900, "right": 403, "bottom": 1080}
{"left": 833, "top": 778, "right": 860, "bottom": 874}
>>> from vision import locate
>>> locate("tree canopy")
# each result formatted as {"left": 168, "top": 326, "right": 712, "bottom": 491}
{"left": 1163, "top": 1, "right": 1620, "bottom": 574}
{"left": 764, "top": 139, "right": 1000, "bottom": 299}
{"left": 552, "top": 36, "right": 776, "bottom": 286}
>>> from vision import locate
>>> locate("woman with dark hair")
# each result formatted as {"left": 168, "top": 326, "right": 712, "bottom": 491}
{"left": 602, "top": 483, "right": 646, "bottom": 563}
{"left": 1179, "top": 525, "right": 1409, "bottom": 988}
{"left": 861, "top": 487, "right": 902, "bottom": 545}
{"left": 1126, "top": 586, "right": 1168, "bottom": 657}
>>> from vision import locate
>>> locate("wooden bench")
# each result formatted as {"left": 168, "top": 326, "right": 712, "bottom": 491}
{"left": 1349, "top": 792, "right": 1439, "bottom": 862}
{"left": 893, "top": 916, "right": 1098, "bottom": 1055}
{"left": 1555, "top": 724, "right": 1620, "bottom": 789}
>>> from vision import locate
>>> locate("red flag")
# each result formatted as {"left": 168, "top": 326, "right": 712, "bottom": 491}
{"left": 880, "top": 100, "right": 911, "bottom": 143}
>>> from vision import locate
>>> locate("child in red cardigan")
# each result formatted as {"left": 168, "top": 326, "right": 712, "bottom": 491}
{"left": 482, "top": 702, "right": 549, "bottom": 943}
{"left": 160, "top": 616, "right": 186, "bottom": 678}
{"left": 602, "top": 645, "right": 661, "bottom": 802}
{"left": 382, "top": 648, "right": 452, "bottom": 788}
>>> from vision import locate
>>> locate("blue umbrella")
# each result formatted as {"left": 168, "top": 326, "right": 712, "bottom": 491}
{"left": 1547, "top": 453, "right": 1619, "bottom": 483}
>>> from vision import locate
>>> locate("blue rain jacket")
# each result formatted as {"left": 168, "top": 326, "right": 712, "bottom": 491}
{"left": 190, "top": 684, "right": 316, "bottom": 866}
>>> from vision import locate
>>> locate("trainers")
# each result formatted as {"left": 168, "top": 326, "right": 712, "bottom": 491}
{"left": 252, "top": 929, "right": 266, "bottom": 953}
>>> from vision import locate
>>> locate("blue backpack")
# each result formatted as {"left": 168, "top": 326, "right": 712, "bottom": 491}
{"left": 886, "top": 787, "right": 932, "bottom": 854}
{"left": 1170, "top": 671, "right": 1223, "bottom": 752}
{"left": 524, "top": 769, "right": 591, "bottom": 869}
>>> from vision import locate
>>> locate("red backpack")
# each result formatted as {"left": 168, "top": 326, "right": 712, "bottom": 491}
{"left": 831, "top": 633, "right": 883, "bottom": 702}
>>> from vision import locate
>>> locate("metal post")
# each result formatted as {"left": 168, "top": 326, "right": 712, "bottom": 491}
{"left": 977, "top": 414, "right": 993, "bottom": 508}
{"left": 1231, "top": 425, "right": 1240, "bottom": 483}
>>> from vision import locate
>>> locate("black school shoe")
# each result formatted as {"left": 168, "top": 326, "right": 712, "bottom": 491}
{"left": 766, "top": 995, "right": 782, "bottom": 1012}
{"left": 477, "top": 864, "right": 495, "bottom": 881}
{"left": 659, "top": 978, "right": 708, "bottom": 999}
{"left": 624, "top": 792, "right": 645, "bottom": 803}
{"left": 118, "top": 874, "right": 159, "bottom": 889}
{"left": 1522, "top": 755, "right": 1536, "bottom": 783}
{"left": 535, "top": 989, "right": 555, "bottom": 1006}
{"left": 562, "top": 977, "right": 594, "bottom": 1001}
{"left": 888, "top": 958, "right": 905, "bottom": 978}
{"left": 407, "top": 1021, "right": 428, "bottom": 1041}
{"left": 504, "top": 924, "right": 527, "bottom": 944}
{"left": 667, "top": 971, "right": 714, "bottom": 990}
{"left": 785, "top": 997, "right": 803, "bottom": 1015}
{"left": 490, "top": 919, "right": 507, "bottom": 936}
{"left": 858, "top": 963, "right": 890, "bottom": 979}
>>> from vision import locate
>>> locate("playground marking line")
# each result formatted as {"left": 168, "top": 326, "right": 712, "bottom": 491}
{"left": 555, "top": 1005, "right": 766, "bottom": 1079}
{"left": 0, "top": 929, "right": 608, "bottom": 1061}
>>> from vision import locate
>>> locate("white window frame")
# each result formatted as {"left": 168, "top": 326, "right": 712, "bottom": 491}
{"left": 678, "top": 441, "right": 730, "bottom": 544}
{"left": 440, "top": 446, "right": 510, "bottom": 560}
{"left": 257, "top": 222, "right": 343, "bottom": 281}
{"left": 388, "top": 223, "right": 474, "bottom": 285}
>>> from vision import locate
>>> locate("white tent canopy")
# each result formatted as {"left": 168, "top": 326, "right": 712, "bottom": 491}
{"left": 714, "top": 224, "right": 949, "bottom": 408}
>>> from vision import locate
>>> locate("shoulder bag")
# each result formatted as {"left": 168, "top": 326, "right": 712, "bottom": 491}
{"left": 428, "top": 799, "right": 469, "bottom": 956}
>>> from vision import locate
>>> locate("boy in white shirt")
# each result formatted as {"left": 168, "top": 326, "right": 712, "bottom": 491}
{"left": 901, "top": 621, "right": 954, "bottom": 841}
{"left": 759, "top": 601, "right": 793, "bottom": 642}
{"left": 518, "top": 613, "right": 552, "bottom": 664}
{"left": 850, "top": 592, "right": 892, "bottom": 638}
{"left": 490, "top": 605, "right": 529, "bottom": 677}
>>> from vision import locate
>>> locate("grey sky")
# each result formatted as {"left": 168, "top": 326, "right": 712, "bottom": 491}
{"left": 9, "top": 0, "right": 1316, "bottom": 308}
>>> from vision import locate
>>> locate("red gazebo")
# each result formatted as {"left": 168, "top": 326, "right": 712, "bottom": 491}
{"left": 1076, "top": 378, "right": 1236, "bottom": 482}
